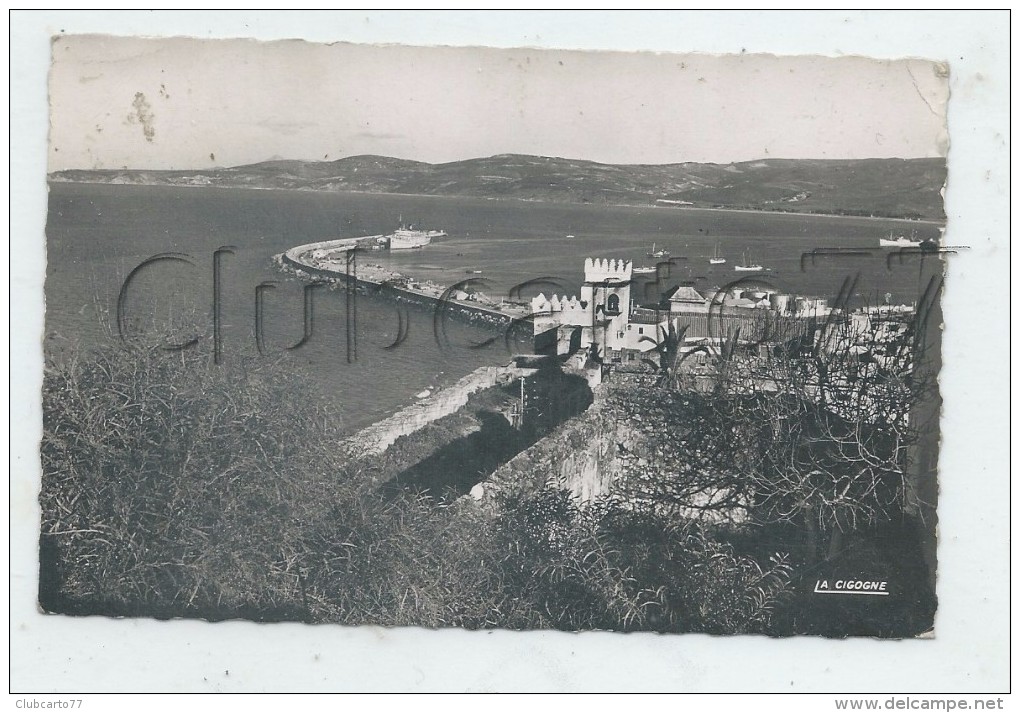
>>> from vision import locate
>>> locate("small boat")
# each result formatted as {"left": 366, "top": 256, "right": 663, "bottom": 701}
{"left": 709, "top": 244, "right": 726, "bottom": 264}
{"left": 632, "top": 266, "right": 657, "bottom": 274}
{"left": 566, "top": 234, "right": 576, "bottom": 239}
{"left": 647, "top": 242, "right": 670, "bottom": 258}
{"left": 734, "top": 251, "right": 764, "bottom": 272}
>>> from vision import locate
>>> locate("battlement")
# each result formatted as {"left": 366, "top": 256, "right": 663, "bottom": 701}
{"left": 584, "top": 257, "right": 633, "bottom": 283}
{"left": 531, "top": 292, "right": 588, "bottom": 317}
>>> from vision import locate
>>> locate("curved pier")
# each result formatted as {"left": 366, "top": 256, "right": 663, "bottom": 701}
{"left": 277, "top": 238, "right": 532, "bottom": 330}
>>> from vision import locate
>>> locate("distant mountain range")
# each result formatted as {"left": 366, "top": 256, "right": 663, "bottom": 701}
{"left": 49, "top": 154, "right": 947, "bottom": 221}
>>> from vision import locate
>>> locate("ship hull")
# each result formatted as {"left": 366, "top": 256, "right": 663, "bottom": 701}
{"left": 386, "top": 228, "right": 446, "bottom": 250}
{"left": 389, "top": 236, "right": 432, "bottom": 250}
{"left": 879, "top": 238, "right": 922, "bottom": 248}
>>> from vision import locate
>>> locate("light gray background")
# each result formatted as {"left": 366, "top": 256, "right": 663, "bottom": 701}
{"left": 9, "top": 10, "right": 1010, "bottom": 693}
{"left": 47, "top": 38, "right": 949, "bottom": 169}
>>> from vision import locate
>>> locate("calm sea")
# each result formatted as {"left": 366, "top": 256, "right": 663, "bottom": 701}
{"left": 45, "top": 183, "right": 944, "bottom": 430}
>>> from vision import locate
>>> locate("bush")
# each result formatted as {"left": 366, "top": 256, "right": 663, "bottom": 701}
{"left": 41, "top": 341, "right": 356, "bottom": 619}
{"left": 492, "top": 488, "right": 792, "bottom": 633}
{"left": 40, "top": 338, "right": 792, "bottom": 633}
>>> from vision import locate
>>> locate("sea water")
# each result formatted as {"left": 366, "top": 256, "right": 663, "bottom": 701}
{"left": 44, "top": 182, "right": 944, "bottom": 430}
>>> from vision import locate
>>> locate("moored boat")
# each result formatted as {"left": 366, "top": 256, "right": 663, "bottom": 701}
{"left": 879, "top": 231, "right": 922, "bottom": 248}
{"left": 387, "top": 226, "right": 447, "bottom": 250}
{"left": 734, "top": 251, "right": 764, "bottom": 272}
{"left": 647, "top": 242, "right": 669, "bottom": 258}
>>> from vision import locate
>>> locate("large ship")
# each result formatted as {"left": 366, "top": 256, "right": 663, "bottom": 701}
{"left": 879, "top": 231, "right": 922, "bottom": 248}
{"left": 386, "top": 225, "right": 447, "bottom": 250}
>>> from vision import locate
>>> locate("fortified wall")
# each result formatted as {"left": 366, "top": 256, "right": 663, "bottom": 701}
{"left": 344, "top": 364, "right": 531, "bottom": 458}
{"left": 471, "top": 375, "right": 747, "bottom": 523}
{"left": 530, "top": 293, "right": 589, "bottom": 332}
{"left": 473, "top": 382, "right": 622, "bottom": 503}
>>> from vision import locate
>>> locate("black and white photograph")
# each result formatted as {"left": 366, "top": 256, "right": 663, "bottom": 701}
{"left": 11, "top": 10, "right": 1010, "bottom": 696}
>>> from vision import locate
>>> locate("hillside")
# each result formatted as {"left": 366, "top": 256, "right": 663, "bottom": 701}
{"left": 50, "top": 154, "right": 947, "bottom": 221}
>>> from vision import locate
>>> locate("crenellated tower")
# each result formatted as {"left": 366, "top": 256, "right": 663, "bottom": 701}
{"left": 581, "top": 258, "right": 632, "bottom": 355}
{"left": 529, "top": 257, "right": 643, "bottom": 360}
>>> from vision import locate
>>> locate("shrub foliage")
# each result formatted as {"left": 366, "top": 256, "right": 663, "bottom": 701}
{"left": 40, "top": 341, "right": 791, "bottom": 632}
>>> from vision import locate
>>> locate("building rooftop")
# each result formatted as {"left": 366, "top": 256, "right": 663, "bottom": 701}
{"left": 664, "top": 285, "right": 706, "bottom": 303}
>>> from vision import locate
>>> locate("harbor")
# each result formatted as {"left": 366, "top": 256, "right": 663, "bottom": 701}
{"left": 50, "top": 184, "right": 938, "bottom": 433}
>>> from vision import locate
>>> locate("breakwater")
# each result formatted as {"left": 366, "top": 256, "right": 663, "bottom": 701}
{"left": 277, "top": 238, "right": 531, "bottom": 332}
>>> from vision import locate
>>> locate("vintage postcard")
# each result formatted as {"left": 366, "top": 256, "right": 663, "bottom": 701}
{"left": 37, "top": 35, "right": 954, "bottom": 641}
{"left": 11, "top": 8, "right": 1015, "bottom": 696}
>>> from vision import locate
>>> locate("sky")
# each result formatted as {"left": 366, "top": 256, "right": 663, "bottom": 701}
{"left": 48, "top": 35, "right": 949, "bottom": 171}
